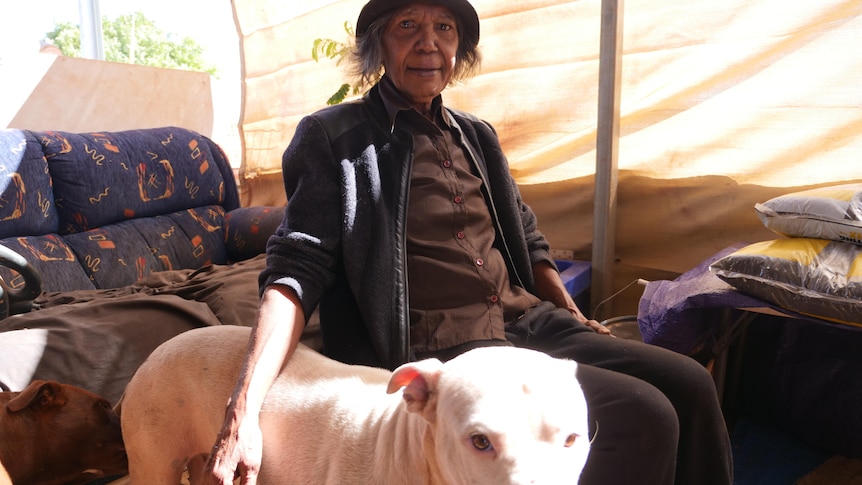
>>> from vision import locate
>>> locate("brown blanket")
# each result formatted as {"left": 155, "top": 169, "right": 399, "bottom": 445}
{"left": 0, "top": 255, "right": 268, "bottom": 405}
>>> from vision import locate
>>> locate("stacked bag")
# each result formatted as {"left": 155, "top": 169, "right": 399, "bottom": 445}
{"left": 709, "top": 184, "right": 862, "bottom": 326}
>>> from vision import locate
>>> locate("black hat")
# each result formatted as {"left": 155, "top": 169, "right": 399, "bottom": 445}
{"left": 356, "top": 0, "right": 480, "bottom": 47}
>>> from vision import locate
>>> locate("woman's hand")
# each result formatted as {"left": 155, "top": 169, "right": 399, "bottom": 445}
{"left": 532, "top": 260, "right": 613, "bottom": 336}
{"left": 201, "top": 285, "right": 306, "bottom": 484}
{"left": 204, "top": 407, "right": 263, "bottom": 484}
{"left": 576, "top": 313, "right": 613, "bottom": 335}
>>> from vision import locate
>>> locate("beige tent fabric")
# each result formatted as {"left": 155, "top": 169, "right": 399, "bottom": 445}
{"left": 232, "top": 0, "right": 862, "bottom": 316}
{"left": 3, "top": 55, "right": 213, "bottom": 136}
{"left": 233, "top": 0, "right": 601, "bottom": 185}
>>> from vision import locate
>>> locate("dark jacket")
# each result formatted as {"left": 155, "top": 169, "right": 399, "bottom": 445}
{"left": 261, "top": 83, "right": 554, "bottom": 369}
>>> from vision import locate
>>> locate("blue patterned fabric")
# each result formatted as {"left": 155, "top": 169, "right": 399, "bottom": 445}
{"left": 38, "top": 127, "right": 238, "bottom": 234}
{"left": 63, "top": 206, "right": 228, "bottom": 289}
{"left": 0, "top": 235, "right": 94, "bottom": 292}
{"left": 224, "top": 206, "right": 284, "bottom": 261}
{"left": 0, "top": 130, "right": 59, "bottom": 238}
{"left": 0, "top": 127, "right": 264, "bottom": 292}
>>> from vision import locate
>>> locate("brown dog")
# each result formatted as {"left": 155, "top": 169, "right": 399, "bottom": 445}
{"left": 0, "top": 380, "right": 128, "bottom": 485}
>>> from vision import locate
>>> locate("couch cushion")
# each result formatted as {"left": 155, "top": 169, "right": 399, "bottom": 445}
{"left": 224, "top": 206, "right": 284, "bottom": 261}
{"left": 0, "top": 130, "right": 60, "bottom": 238}
{"left": 0, "top": 235, "right": 95, "bottom": 292}
{"left": 38, "top": 127, "right": 238, "bottom": 234}
{"left": 63, "top": 205, "right": 229, "bottom": 288}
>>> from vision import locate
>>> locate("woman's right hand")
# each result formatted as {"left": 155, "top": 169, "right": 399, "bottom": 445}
{"left": 202, "top": 285, "right": 307, "bottom": 484}
{"left": 205, "top": 407, "right": 263, "bottom": 484}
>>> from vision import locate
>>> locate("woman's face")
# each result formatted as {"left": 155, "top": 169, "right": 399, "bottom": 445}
{"left": 381, "top": 3, "right": 460, "bottom": 113}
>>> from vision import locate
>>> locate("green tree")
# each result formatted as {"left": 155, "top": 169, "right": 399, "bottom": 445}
{"left": 46, "top": 12, "right": 217, "bottom": 77}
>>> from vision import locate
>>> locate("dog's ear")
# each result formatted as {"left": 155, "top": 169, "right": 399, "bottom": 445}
{"left": 387, "top": 359, "right": 444, "bottom": 415}
{"left": 6, "top": 380, "right": 66, "bottom": 412}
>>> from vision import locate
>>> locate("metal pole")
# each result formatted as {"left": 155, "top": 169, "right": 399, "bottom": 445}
{"left": 78, "top": 0, "right": 104, "bottom": 60}
{"left": 591, "top": 0, "right": 624, "bottom": 318}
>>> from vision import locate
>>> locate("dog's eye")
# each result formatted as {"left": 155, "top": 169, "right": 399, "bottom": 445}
{"left": 564, "top": 433, "right": 578, "bottom": 447}
{"left": 470, "top": 434, "right": 493, "bottom": 451}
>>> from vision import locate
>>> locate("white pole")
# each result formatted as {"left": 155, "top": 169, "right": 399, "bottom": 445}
{"left": 78, "top": 0, "right": 104, "bottom": 60}
{"left": 591, "top": 0, "right": 624, "bottom": 318}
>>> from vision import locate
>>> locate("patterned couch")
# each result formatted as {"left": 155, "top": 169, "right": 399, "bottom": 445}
{"left": 0, "top": 126, "right": 285, "bottom": 405}
{"left": 0, "top": 126, "right": 281, "bottom": 294}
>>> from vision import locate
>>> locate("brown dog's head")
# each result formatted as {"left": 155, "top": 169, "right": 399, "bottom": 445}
{"left": 4, "top": 380, "right": 128, "bottom": 484}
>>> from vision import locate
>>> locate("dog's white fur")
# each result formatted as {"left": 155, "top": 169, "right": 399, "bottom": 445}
{"left": 120, "top": 325, "right": 590, "bottom": 484}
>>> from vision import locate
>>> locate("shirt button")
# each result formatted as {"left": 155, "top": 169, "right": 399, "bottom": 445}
{"left": 489, "top": 294, "right": 499, "bottom": 303}
{"left": 442, "top": 160, "right": 452, "bottom": 168}
{"left": 476, "top": 258, "right": 484, "bottom": 266}
{"left": 456, "top": 231, "right": 466, "bottom": 239}
{"left": 454, "top": 195, "right": 463, "bottom": 204}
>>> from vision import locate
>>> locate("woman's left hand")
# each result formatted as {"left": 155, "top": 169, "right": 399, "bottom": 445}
{"left": 531, "top": 260, "right": 614, "bottom": 336}
{"left": 566, "top": 305, "right": 612, "bottom": 336}
{"left": 582, "top": 317, "right": 613, "bottom": 335}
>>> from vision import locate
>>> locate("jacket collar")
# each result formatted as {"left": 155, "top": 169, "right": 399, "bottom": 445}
{"left": 377, "top": 75, "right": 448, "bottom": 133}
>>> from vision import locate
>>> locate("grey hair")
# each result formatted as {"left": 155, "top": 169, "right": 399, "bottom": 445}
{"left": 348, "top": 11, "right": 482, "bottom": 89}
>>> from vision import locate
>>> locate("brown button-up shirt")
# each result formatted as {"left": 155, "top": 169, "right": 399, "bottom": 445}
{"left": 379, "top": 77, "right": 540, "bottom": 353}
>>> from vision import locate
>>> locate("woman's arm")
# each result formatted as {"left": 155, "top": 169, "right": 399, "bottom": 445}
{"left": 204, "top": 285, "right": 306, "bottom": 484}
{"left": 531, "top": 260, "right": 611, "bottom": 335}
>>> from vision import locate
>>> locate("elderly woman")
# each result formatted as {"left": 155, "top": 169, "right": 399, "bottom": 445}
{"left": 206, "top": 0, "right": 733, "bottom": 483}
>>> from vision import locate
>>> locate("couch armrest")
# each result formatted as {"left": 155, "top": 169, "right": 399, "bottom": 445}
{"left": 224, "top": 206, "right": 284, "bottom": 262}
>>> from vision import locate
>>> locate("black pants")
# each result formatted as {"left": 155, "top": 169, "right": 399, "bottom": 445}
{"left": 510, "top": 302, "right": 732, "bottom": 484}
{"left": 422, "top": 301, "right": 733, "bottom": 485}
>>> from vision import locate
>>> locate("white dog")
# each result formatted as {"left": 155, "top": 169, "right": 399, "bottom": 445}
{"left": 120, "top": 325, "right": 590, "bottom": 484}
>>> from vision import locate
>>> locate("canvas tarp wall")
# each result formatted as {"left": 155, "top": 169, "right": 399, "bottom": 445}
{"left": 231, "top": 0, "right": 862, "bottom": 316}
{"left": 2, "top": 55, "right": 213, "bottom": 137}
